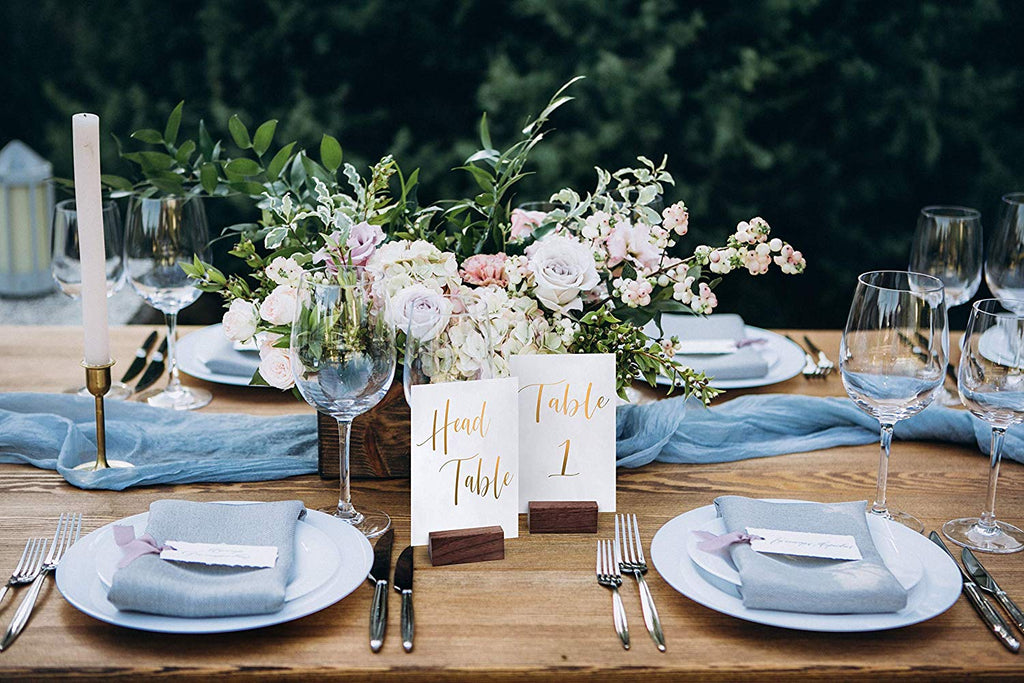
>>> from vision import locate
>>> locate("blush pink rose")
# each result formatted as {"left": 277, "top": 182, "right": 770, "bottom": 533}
{"left": 509, "top": 209, "right": 547, "bottom": 240}
{"left": 346, "top": 221, "right": 386, "bottom": 266}
{"left": 460, "top": 253, "right": 509, "bottom": 287}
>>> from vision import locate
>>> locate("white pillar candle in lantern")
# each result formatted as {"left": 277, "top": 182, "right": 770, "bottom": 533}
{"left": 0, "top": 140, "right": 54, "bottom": 297}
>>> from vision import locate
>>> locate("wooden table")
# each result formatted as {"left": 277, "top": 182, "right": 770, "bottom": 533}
{"left": 1, "top": 326, "right": 1022, "bottom": 680}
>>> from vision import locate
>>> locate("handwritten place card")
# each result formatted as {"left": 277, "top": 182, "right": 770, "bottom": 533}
{"left": 510, "top": 354, "right": 616, "bottom": 513}
{"left": 746, "top": 528, "right": 863, "bottom": 561}
{"left": 161, "top": 541, "right": 278, "bottom": 568}
{"left": 410, "top": 377, "right": 520, "bottom": 546}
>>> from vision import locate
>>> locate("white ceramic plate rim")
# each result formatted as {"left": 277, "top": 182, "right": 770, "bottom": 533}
{"left": 93, "top": 511, "right": 340, "bottom": 603}
{"left": 56, "top": 507, "right": 373, "bottom": 634}
{"left": 177, "top": 323, "right": 262, "bottom": 387}
{"left": 685, "top": 512, "right": 924, "bottom": 591}
{"left": 653, "top": 324, "right": 806, "bottom": 389}
{"left": 651, "top": 502, "right": 962, "bottom": 632}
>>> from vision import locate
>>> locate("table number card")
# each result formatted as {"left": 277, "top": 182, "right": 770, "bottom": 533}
{"left": 510, "top": 354, "right": 616, "bottom": 513}
{"left": 410, "top": 377, "right": 520, "bottom": 546}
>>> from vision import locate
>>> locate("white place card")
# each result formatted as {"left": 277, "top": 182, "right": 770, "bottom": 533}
{"left": 746, "top": 527, "right": 863, "bottom": 561}
{"left": 410, "top": 377, "right": 520, "bottom": 546}
{"left": 160, "top": 541, "right": 278, "bottom": 568}
{"left": 510, "top": 353, "right": 616, "bottom": 513}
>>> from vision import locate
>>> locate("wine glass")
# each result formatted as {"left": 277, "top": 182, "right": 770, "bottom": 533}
{"left": 291, "top": 267, "right": 395, "bottom": 537}
{"left": 840, "top": 270, "right": 949, "bottom": 532}
{"left": 50, "top": 199, "right": 133, "bottom": 399}
{"left": 985, "top": 193, "right": 1024, "bottom": 314}
{"left": 909, "top": 205, "right": 983, "bottom": 403}
{"left": 124, "top": 196, "right": 212, "bottom": 410}
{"left": 943, "top": 298, "right": 1024, "bottom": 553}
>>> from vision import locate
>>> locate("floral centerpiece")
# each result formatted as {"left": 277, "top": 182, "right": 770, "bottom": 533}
{"left": 185, "top": 79, "right": 805, "bottom": 403}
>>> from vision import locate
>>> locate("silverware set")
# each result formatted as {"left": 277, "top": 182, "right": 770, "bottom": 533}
{"left": 929, "top": 532, "right": 1022, "bottom": 653}
{"left": 0, "top": 513, "right": 83, "bottom": 652}
{"left": 787, "top": 335, "right": 834, "bottom": 379}
{"left": 596, "top": 514, "right": 665, "bottom": 652}
{"left": 366, "top": 529, "right": 415, "bottom": 653}
{"left": 121, "top": 331, "right": 167, "bottom": 394}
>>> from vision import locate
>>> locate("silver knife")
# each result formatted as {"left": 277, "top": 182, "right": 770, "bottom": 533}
{"left": 393, "top": 545, "right": 414, "bottom": 652}
{"left": 119, "top": 331, "right": 159, "bottom": 383}
{"left": 133, "top": 337, "right": 168, "bottom": 393}
{"left": 963, "top": 548, "right": 1024, "bottom": 634}
{"left": 928, "top": 532, "right": 1020, "bottom": 653}
{"left": 367, "top": 528, "right": 394, "bottom": 652}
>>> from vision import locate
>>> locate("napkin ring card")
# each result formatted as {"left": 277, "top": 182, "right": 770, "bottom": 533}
{"left": 428, "top": 526, "right": 504, "bottom": 566}
{"left": 75, "top": 360, "right": 133, "bottom": 471}
{"left": 528, "top": 501, "right": 598, "bottom": 534}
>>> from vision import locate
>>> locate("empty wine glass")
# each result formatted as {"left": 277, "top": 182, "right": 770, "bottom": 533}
{"left": 840, "top": 270, "right": 949, "bottom": 532}
{"left": 50, "top": 199, "right": 132, "bottom": 400}
{"left": 291, "top": 267, "right": 395, "bottom": 537}
{"left": 910, "top": 205, "right": 982, "bottom": 404}
{"left": 124, "top": 196, "right": 212, "bottom": 410}
{"left": 943, "top": 298, "right": 1024, "bottom": 553}
{"left": 985, "top": 193, "right": 1024, "bottom": 314}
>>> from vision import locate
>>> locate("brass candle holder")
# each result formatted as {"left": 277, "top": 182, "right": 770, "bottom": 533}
{"left": 74, "top": 360, "right": 134, "bottom": 470}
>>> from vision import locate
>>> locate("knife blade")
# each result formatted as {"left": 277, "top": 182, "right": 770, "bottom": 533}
{"left": 133, "top": 337, "right": 168, "bottom": 393}
{"left": 367, "top": 528, "right": 394, "bottom": 652}
{"left": 393, "top": 545, "right": 414, "bottom": 653}
{"left": 120, "top": 331, "right": 159, "bottom": 383}
{"left": 928, "top": 532, "right": 1020, "bottom": 653}
{"left": 963, "top": 548, "right": 1024, "bottom": 634}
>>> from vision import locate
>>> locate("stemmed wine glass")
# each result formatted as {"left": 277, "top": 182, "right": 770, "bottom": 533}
{"left": 291, "top": 267, "right": 395, "bottom": 537}
{"left": 50, "top": 198, "right": 132, "bottom": 399}
{"left": 124, "top": 196, "right": 212, "bottom": 410}
{"left": 943, "top": 298, "right": 1024, "bottom": 553}
{"left": 840, "top": 270, "right": 949, "bottom": 532}
{"left": 985, "top": 193, "right": 1024, "bottom": 314}
{"left": 909, "top": 205, "right": 983, "bottom": 404}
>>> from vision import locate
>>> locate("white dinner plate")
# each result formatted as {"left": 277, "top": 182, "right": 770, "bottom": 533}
{"left": 651, "top": 502, "right": 962, "bottom": 632}
{"left": 177, "top": 323, "right": 262, "bottom": 387}
{"left": 685, "top": 512, "right": 924, "bottom": 593}
{"left": 56, "top": 508, "right": 373, "bottom": 634}
{"left": 93, "top": 511, "right": 340, "bottom": 603}
{"left": 650, "top": 324, "right": 806, "bottom": 390}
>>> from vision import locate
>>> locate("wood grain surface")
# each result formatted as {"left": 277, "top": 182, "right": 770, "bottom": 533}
{"left": 0, "top": 326, "right": 1022, "bottom": 680}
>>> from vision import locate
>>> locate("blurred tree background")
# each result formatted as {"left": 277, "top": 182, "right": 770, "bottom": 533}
{"left": 2, "top": 0, "right": 1021, "bottom": 327}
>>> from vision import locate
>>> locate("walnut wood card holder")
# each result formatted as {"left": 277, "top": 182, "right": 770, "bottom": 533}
{"left": 427, "top": 526, "right": 505, "bottom": 566}
{"left": 527, "top": 501, "right": 599, "bottom": 534}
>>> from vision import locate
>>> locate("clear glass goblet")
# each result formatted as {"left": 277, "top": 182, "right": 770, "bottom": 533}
{"left": 985, "top": 193, "right": 1024, "bottom": 314}
{"left": 291, "top": 267, "right": 395, "bottom": 537}
{"left": 943, "top": 298, "right": 1024, "bottom": 553}
{"left": 840, "top": 270, "right": 949, "bottom": 532}
{"left": 50, "top": 198, "right": 132, "bottom": 399}
{"left": 124, "top": 196, "right": 212, "bottom": 410}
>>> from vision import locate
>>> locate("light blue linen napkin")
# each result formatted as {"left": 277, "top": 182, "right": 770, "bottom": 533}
{"left": 714, "top": 496, "right": 908, "bottom": 614}
{"left": 107, "top": 499, "right": 305, "bottom": 617}
{"left": 202, "top": 343, "right": 260, "bottom": 377}
{"left": 646, "top": 314, "right": 769, "bottom": 380}
{"left": 0, "top": 393, "right": 317, "bottom": 490}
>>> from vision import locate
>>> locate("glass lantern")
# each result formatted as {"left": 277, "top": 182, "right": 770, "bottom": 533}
{"left": 0, "top": 140, "right": 54, "bottom": 297}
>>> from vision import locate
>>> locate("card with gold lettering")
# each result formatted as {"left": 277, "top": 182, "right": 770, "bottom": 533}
{"left": 510, "top": 354, "right": 616, "bottom": 512}
{"left": 409, "top": 377, "right": 520, "bottom": 546}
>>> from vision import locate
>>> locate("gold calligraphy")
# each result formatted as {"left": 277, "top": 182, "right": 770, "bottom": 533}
{"left": 520, "top": 379, "right": 610, "bottom": 478}
{"left": 415, "top": 399, "right": 491, "bottom": 455}
{"left": 440, "top": 454, "right": 514, "bottom": 505}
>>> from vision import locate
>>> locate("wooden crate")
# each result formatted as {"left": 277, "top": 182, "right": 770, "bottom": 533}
{"left": 317, "top": 379, "right": 411, "bottom": 479}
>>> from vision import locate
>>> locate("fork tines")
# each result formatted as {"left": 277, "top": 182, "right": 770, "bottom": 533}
{"left": 0, "top": 538, "right": 48, "bottom": 605}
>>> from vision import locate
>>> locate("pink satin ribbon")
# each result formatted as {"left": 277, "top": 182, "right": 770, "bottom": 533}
{"left": 692, "top": 530, "right": 763, "bottom": 557}
{"left": 113, "top": 525, "right": 167, "bottom": 568}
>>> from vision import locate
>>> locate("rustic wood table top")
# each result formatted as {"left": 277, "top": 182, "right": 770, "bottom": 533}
{"left": 0, "top": 325, "right": 1022, "bottom": 680}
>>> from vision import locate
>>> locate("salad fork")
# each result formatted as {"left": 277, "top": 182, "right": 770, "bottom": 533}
{"left": 0, "top": 513, "right": 82, "bottom": 651}
{"left": 616, "top": 513, "right": 666, "bottom": 652}
{"left": 0, "top": 538, "right": 47, "bottom": 606}
{"left": 595, "top": 540, "right": 630, "bottom": 650}
{"left": 803, "top": 335, "right": 835, "bottom": 375}
{"left": 785, "top": 335, "right": 825, "bottom": 379}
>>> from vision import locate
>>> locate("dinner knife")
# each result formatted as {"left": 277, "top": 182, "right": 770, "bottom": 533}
{"left": 133, "top": 337, "right": 168, "bottom": 393}
{"left": 120, "top": 331, "right": 159, "bottom": 383}
{"left": 393, "top": 545, "right": 414, "bottom": 652}
{"left": 928, "top": 532, "right": 1020, "bottom": 653}
{"left": 367, "top": 528, "right": 394, "bottom": 652}
{"left": 963, "top": 548, "right": 1024, "bottom": 634}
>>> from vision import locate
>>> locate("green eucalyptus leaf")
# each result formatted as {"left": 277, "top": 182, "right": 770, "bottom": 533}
{"left": 175, "top": 139, "right": 196, "bottom": 165}
{"left": 320, "top": 134, "right": 343, "bottom": 172}
{"left": 130, "top": 129, "right": 164, "bottom": 144}
{"left": 164, "top": 101, "right": 184, "bottom": 146}
{"left": 228, "top": 115, "right": 252, "bottom": 149}
{"left": 200, "top": 162, "right": 219, "bottom": 194}
{"left": 266, "top": 141, "right": 296, "bottom": 179}
{"left": 225, "top": 158, "right": 262, "bottom": 177}
{"left": 100, "top": 175, "right": 134, "bottom": 191}
{"left": 137, "top": 151, "right": 176, "bottom": 170}
{"left": 198, "top": 120, "right": 214, "bottom": 160}
{"left": 253, "top": 119, "right": 278, "bottom": 156}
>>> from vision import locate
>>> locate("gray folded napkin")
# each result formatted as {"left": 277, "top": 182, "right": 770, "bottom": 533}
{"left": 202, "top": 343, "right": 260, "bottom": 377}
{"left": 647, "top": 314, "right": 769, "bottom": 380}
{"left": 107, "top": 499, "right": 306, "bottom": 618}
{"left": 714, "top": 496, "right": 908, "bottom": 614}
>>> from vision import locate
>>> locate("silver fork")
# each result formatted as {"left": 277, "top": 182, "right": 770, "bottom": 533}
{"left": 785, "top": 335, "right": 825, "bottom": 380}
{"left": 616, "top": 513, "right": 666, "bottom": 652}
{"left": 0, "top": 513, "right": 82, "bottom": 651}
{"left": 596, "top": 539, "right": 630, "bottom": 650}
{"left": 0, "top": 538, "right": 47, "bottom": 606}
{"left": 803, "top": 335, "right": 835, "bottom": 375}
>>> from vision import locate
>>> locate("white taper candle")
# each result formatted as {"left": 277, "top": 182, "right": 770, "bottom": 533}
{"left": 71, "top": 113, "right": 111, "bottom": 366}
